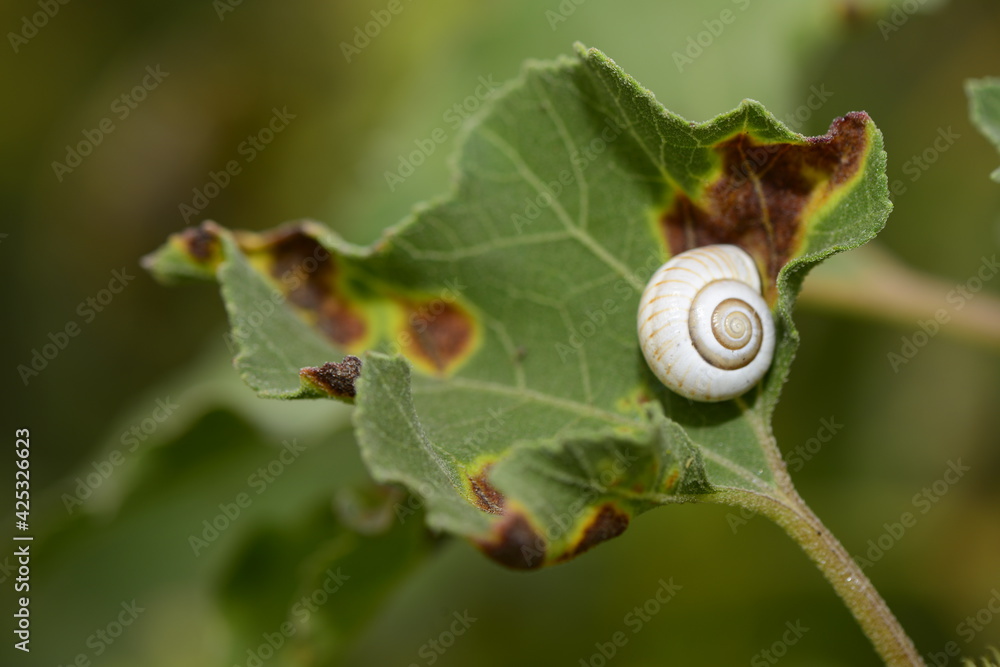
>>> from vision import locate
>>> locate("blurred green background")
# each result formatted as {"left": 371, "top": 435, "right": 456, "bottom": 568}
{"left": 2, "top": 0, "right": 999, "bottom": 665}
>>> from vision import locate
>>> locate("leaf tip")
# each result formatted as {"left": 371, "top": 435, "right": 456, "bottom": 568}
{"left": 299, "top": 355, "right": 363, "bottom": 402}
{"left": 475, "top": 511, "right": 546, "bottom": 571}
{"left": 556, "top": 503, "right": 630, "bottom": 563}
{"left": 142, "top": 222, "right": 224, "bottom": 283}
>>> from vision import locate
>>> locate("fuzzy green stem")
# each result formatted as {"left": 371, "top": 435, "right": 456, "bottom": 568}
{"left": 705, "top": 487, "right": 925, "bottom": 666}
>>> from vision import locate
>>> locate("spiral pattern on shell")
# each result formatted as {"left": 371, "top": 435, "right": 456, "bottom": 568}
{"left": 637, "top": 244, "right": 775, "bottom": 402}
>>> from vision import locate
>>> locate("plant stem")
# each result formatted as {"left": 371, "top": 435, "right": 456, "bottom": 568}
{"left": 705, "top": 486, "right": 925, "bottom": 666}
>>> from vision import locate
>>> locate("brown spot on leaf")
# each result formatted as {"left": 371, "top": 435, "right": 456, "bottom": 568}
{"left": 661, "top": 113, "right": 870, "bottom": 302}
{"left": 400, "top": 299, "right": 475, "bottom": 374}
{"left": 468, "top": 465, "right": 505, "bottom": 515}
{"left": 316, "top": 300, "right": 367, "bottom": 347}
{"left": 476, "top": 513, "right": 546, "bottom": 570}
{"left": 261, "top": 228, "right": 331, "bottom": 304}
{"left": 253, "top": 226, "right": 367, "bottom": 346}
{"left": 300, "top": 355, "right": 362, "bottom": 399}
{"left": 558, "top": 504, "right": 630, "bottom": 562}
{"left": 181, "top": 224, "right": 220, "bottom": 263}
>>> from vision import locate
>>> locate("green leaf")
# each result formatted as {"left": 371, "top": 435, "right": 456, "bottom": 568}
{"left": 217, "top": 487, "right": 440, "bottom": 666}
{"left": 29, "top": 343, "right": 427, "bottom": 667}
{"left": 145, "top": 44, "right": 891, "bottom": 567}
{"left": 966, "top": 77, "right": 1000, "bottom": 182}
{"left": 31, "top": 408, "right": 370, "bottom": 667}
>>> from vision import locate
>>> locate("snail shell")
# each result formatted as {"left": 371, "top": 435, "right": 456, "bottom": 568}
{"left": 637, "top": 244, "right": 775, "bottom": 402}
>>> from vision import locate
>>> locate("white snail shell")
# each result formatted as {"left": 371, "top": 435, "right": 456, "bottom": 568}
{"left": 637, "top": 244, "right": 775, "bottom": 402}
